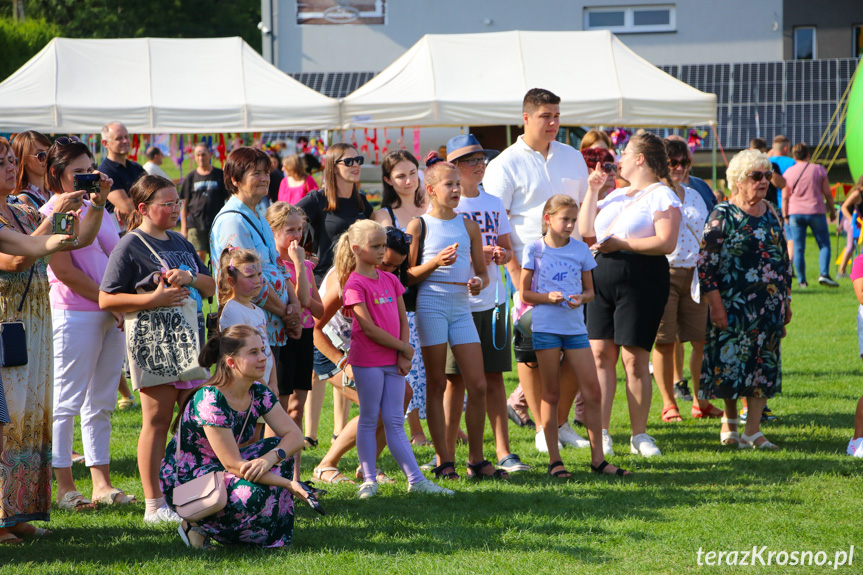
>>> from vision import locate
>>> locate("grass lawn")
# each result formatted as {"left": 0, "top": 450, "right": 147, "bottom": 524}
{"left": 6, "top": 231, "right": 863, "bottom": 574}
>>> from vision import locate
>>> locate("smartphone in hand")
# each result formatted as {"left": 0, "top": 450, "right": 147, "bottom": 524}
{"left": 52, "top": 213, "right": 75, "bottom": 235}
{"left": 73, "top": 173, "right": 100, "bottom": 200}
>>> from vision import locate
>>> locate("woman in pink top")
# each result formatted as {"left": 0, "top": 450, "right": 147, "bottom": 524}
{"left": 781, "top": 142, "right": 837, "bottom": 288}
{"left": 40, "top": 141, "right": 136, "bottom": 511}
{"left": 278, "top": 154, "right": 318, "bottom": 205}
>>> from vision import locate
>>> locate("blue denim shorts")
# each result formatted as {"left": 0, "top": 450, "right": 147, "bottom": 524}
{"left": 313, "top": 347, "right": 339, "bottom": 379}
{"left": 532, "top": 332, "right": 591, "bottom": 351}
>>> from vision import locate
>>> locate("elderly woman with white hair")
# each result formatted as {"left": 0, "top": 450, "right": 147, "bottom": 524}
{"left": 697, "top": 149, "right": 791, "bottom": 450}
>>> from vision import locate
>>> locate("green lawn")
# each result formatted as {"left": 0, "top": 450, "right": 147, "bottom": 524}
{"left": 6, "top": 231, "right": 863, "bottom": 574}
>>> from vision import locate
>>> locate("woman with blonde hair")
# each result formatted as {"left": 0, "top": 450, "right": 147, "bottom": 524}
{"left": 278, "top": 154, "right": 319, "bottom": 205}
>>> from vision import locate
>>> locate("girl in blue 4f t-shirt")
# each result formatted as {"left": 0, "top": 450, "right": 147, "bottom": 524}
{"left": 520, "top": 195, "right": 630, "bottom": 480}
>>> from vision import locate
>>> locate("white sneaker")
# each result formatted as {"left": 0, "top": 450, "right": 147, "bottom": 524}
{"left": 144, "top": 504, "right": 182, "bottom": 525}
{"left": 408, "top": 478, "right": 454, "bottom": 496}
{"left": 602, "top": 429, "right": 615, "bottom": 456}
{"left": 630, "top": 433, "right": 662, "bottom": 457}
{"left": 535, "top": 427, "right": 563, "bottom": 453}
{"left": 558, "top": 422, "right": 590, "bottom": 448}
{"left": 847, "top": 437, "right": 863, "bottom": 458}
{"left": 357, "top": 481, "right": 379, "bottom": 499}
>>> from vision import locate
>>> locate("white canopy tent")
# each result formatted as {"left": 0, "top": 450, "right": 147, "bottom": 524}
{"left": 341, "top": 30, "right": 717, "bottom": 129}
{"left": 0, "top": 37, "right": 341, "bottom": 133}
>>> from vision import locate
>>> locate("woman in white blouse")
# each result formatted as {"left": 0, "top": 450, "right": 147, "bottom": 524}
{"left": 579, "top": 132, "right": 681, "bottom": 458}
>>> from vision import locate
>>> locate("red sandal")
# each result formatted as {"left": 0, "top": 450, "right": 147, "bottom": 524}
{"left": 661, "top": 405, "right": 683, "bottom": 422}
{"left": 691, "top": 403, "right": 724, "bottom": 418}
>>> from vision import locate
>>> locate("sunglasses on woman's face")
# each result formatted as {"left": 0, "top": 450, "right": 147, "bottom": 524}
{"left": 599, "top": 162, "right": 616, "bottom": 174}
{"left": 31, "top": 151, "right": 48, "bottom": 162}
{"left": 387, "top": 228, "right": 413, "bottom": 245}
{"left": 336, "top": 156, "right": 364, "bottom": 167}
{"left": 746, "top": 170, "right": 774, "bottom": 182}
{"left": 458, "top": 157, "right": 488, "bottom": 167}
{"left": 668, "top": 157, "right": 691, "bottom": 169}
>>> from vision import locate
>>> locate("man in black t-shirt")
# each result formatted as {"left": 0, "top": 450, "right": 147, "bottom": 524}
{"left": 97, "top": 121, "right": 145, "bottom": 232}
{"left": 180, "top": 143, "right": 228, "bottom": 262}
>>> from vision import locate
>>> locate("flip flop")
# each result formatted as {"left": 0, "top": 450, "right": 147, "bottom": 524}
{"left": 0, "top": 531, "right": 23, "bottom": 545}
{"left": 96, "top": 488, "right": 137, "bottom": 505}
{"left": 57, "top": 490, "right": 97, "bottom": 512}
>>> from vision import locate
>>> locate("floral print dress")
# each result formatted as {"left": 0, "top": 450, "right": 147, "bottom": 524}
{"left": 697, "top": 202, "right": 791, "bottom": 400}
{"left": 160, "top": 383, "right": 295, "bottom": 548}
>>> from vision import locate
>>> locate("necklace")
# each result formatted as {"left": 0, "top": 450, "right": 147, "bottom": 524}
{"left": 731, "top": 196, "right": 765, "bottom": 217}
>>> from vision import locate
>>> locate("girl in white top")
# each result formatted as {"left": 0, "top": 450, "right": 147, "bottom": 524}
{"left": 579, "top": 132, "right": 682, "bottom": 459}
{"left": 216, "top": 247, "right": 276, "bottom": 393}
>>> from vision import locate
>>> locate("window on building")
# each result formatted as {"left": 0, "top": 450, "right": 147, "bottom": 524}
{"left": 794, "top": 27, "right": 816, "bottom": 60}
{"left": 584, "top": 5, "right": 676, "bottom": 34}
{"left": 854, "top": 25, "right": 863, "bottom": 59}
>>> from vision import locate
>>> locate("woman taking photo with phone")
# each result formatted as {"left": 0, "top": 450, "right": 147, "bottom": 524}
{"left": 0, "top": 136, "right": 109, "bottom": 543}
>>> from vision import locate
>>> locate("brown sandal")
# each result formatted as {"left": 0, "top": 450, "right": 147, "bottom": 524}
{"left": 312, "top": 466, "right": 356, "bottom": 484}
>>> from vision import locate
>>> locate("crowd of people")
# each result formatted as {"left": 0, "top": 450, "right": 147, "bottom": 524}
{"left": 0, "top": 86, "right": 860, "bottom": 550}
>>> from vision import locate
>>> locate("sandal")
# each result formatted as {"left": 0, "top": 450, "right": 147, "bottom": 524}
{"left": 590, "top": 460, "right": 630, "bottom": 477}
{"left": 312, "top": 466, "right": 355, "bottom": 484}
{"left": 410, "top": 435, "right": 432, "bottom": 447}
{"left": 355, "top": 466, "right": 396, "bottom": 484}
{"left": 95, "top": 488, "right": 137, "bottom": 506}
{"left": 431, "top": 461, "right": 459, "bottom": 480}
{"left": 9, "top": 523, "right": 53, "bottom": 538}
{"left": 178, "top": 521, "right": 212, "bottom": 550}
{"left": 547, "top": 460, "right": 571, "bottom": 479}
{"left": 720, "top": 417, "right": 739, "bottom": 446}
{"left": 692, "top": 403, "right": 724, "bottom": 419}
{"left": 303, "top": 436, "right": 318, "bottom": 450}
{"left": 465, "top": 460, "right": 509, "bottom": 480}
{"left": 117, "top": 395, "right": 137, "bottom": 410}
{"left": 739, "top": 431, "right": 779, "bottom": 450}
{"left": 57, "top": 490, "right": 97, "bottom": 512}
{"left": 661, "top": 405, "right": 683, "bottom": 422}
{"left": 294, "top": 481, "right": 326, "bottom": 516}
{"left": 0, "top": 530, "right": 23, "bottom": 545}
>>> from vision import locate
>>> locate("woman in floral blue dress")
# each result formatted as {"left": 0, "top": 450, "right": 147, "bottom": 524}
{"left": 161, "top": 325, "right": 307, "bottom": 549}
{"left": 697, "top": 149, "right": 792, "bottom": 451}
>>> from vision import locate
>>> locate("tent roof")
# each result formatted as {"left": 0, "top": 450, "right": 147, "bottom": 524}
{"left": 0, "top": 37, "right": 340, "bottom": 133}
{"left": 341, "top": 30, "right": 717, "bottom": 129}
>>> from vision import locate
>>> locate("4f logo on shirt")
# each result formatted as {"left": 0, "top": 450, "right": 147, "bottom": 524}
{"left": 552, "top": 271, "right": 568, "bottom": 282}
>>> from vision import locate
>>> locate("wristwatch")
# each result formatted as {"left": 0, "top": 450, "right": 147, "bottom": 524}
{"left": 273, "top": 448, "right": 286, "bottom": 463}
{"left": 187, "top": 269, "right": 197, "bottom": 285}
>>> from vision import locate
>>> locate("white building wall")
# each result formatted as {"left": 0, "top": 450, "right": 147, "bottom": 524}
{"left": 269, "top": 0, "right": 784, "bottom": 73}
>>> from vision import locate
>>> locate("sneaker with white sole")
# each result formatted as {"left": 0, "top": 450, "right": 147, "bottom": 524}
{"left": 818, "top": 275, "right": 839, "bottom": 287}
{"left": 408, "top": 478, "right": 454, "bottom": 495}
{"left": 558, "top": 422, "right": 590, "bottom": 448}
{"left": 535, "top": 427, "right": 563, "bottom": 453}
{"left": 601, "top": 429, "right": 615, "bottom": 456}
{"left": 847, "top": 437, "right": 863, "bottom": 458}
{"left": 357, "top": 481, "right": 379, "bottom": 499}
{"left": 144, "top": 504, "right": 182, "bottom": 525}
{"left": 630, "top": 433, "right": 662, "bottom": 457}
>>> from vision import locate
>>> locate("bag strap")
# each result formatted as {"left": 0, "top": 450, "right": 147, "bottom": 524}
{"left": 212, "top": 210, "right": 268, "bottom": 246}
{"left": 9, "top": 207, "right": 36, "bottom": 314}
{"left": 787, "top": 162, "right": 811, "bottom": 200}
{"left": 530, "top": 238, "right": 544, "bottom": 293}
{"left": 415, "top": 215, "right": 427, "bottom": 267}
{"left": 175, "top": 389, "right": 255, "bottom": 480}
{"left": 602, "top": 182, "right": 664, "bottom": 239}
{"left": 384, "top": 206, "right": 396, "bottom": 228}
{"left": 129, "top": 230, "right": 170, "bottom": 276}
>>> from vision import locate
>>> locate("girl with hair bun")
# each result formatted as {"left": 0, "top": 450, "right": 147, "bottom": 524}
{"left": 160, "top": 325, "right": 312, "bottom": 549}
{"left": 578, "top": 132, "right": 682, "bottom": 459}
{"left": 405, "top": 152, "right": 497, "bottom": 481}
{"left": 99, "top": 175, "right": 216, "bottom": 524}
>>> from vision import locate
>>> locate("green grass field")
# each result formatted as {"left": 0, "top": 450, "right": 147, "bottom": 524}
{"left": 6, "top": 231, "right": 863, "bottom": 574}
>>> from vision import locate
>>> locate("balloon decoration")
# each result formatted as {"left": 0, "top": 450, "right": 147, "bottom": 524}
{"left": 847, "top": 67, "right": 862, "bottom": 182}
{"left": 687, "top": 128, "right": 707, "bottom": 152}
{"left": 412, "top": 128, "right": 421, "bottom": 159}
{"left": 382, "top": 128, "right": 391, "bottom": 157}
{"left": 129, "top": 133, "right": 140, "bottom": 162}
{"left": 607, "top": 128, "right": 629, "bottom": 149}
{"left": 216, "top": 134, "right": 227, "bottom": 164}
{"left": 397, "top": 127, "right": 406, "bottom": 150}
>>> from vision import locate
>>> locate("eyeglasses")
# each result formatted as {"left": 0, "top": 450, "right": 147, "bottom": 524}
{"left": 746, "top": 170, "right": 774, "bottom": 182}
{"left": 457, "top": 157, "right": 488, "bottom": 167}
{"left": 152, "top": 200, "right": 184, "bottom": 210}
{"left": 386, "top": 227, "right": 413, "bottom": 245}
{"left": 31, "top": 151, "right": 48, "bottom": 162}
{"left": 54, "top": 136, "right": 80, "bottom": 147}
{"left": 336, "top": 156, "right": 365, "bottom": 167}
{"left": 599, "top": 162, "right": 617, "bottom": 174}
{"left": 668, "top": 158, "right": 691, "bottom": 169}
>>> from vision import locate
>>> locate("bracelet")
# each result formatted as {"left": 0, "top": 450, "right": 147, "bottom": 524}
{"left": 90, "top": 202, "right": 106, "bottom": 211}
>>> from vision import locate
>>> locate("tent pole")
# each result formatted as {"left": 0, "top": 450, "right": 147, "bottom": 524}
{"left": 711, "top": 124, "right": 717, "bottom": 190}
{"left": 506, "top": 124, "right": 512, "bottom": 146}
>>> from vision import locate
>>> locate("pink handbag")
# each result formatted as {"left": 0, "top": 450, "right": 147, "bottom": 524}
{"left": 172, "top": 392, "right": 254, "bottom": 522}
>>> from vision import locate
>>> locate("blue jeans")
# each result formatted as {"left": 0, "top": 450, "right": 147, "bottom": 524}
{"left": 787, "top": 213, "right": 831, "bottom": 284}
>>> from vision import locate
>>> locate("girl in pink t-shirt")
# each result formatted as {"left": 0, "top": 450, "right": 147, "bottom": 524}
{"left": 847, "top": 254, "right": 863, "bottom": 458}
{"left": 335, "top": 220, "right": 452, "bottom": 498}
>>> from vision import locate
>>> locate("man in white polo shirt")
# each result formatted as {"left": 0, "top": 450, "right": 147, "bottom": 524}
{"left": 483, "top": 88, "right": 590, "bottom": 453}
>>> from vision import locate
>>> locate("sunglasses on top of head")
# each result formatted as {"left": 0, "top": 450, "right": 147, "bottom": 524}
{"left": 336, "top": 156, "right": 365, "bottom": 167}
{"left": 54, "top": 136, "right": 80, "bottom": 147}
{"left": 386, "top": 227, "right": 413, "bottom": 245}
{"left": 746, "top": 170, "right": 774, "bottom": 182}
{"left": 668, "top": 157, "right": 691, "bottom": 169}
